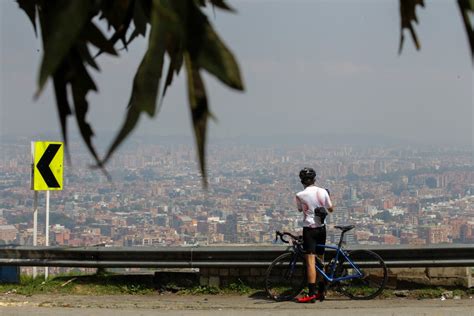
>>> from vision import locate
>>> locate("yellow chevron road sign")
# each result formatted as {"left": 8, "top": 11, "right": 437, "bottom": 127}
{"left": 32, "top": 141, "right": 64, "bottom": 191}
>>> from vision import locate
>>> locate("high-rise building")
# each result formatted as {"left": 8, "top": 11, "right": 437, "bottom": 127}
{"left": 224, "top": 213, "right": 238, "bottom": 243}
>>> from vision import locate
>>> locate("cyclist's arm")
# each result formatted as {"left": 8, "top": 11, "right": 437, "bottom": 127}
{"left": 295, "top": 195, "right": 303, "bottom": 212}
{"left": 325, "top": 191, "right": 334, "bottom": 213}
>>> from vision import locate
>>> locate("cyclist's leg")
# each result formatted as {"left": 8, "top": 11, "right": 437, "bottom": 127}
{"left": 302, "top": 227, "right": 318, "bottom": 297}
{"left": 315, "top": 226, "right": 327, "bottom": 297}
{"left": 305, "top": 254, "right": 316, "bottom": 284}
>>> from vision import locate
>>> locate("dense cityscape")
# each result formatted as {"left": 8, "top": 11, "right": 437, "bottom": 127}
{"left": 0, "top": 136, "right": 473, "bottom": 250}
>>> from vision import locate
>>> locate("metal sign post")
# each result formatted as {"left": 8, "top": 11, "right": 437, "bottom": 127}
{"left": 45, "top": 190, "right": 50, "bottom": 279}
{"left": 31, "top": 142, "right": 38, "bottom": 278}
{"left": 31, "top": 141, "right": 64, "bottom": 280}
{"left": 32, "top": 191, "right": 38, "bottom": 278}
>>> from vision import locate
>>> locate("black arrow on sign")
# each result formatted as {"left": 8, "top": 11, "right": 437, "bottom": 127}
{"left": 37, "top": 144, "right": 61, "bottom": 188}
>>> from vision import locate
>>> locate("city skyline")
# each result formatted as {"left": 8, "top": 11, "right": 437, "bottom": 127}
{"left": 1, "top": 139, "right": 473, "bottom": 252}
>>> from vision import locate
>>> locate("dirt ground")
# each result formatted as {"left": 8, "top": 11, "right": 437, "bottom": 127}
{"left": 1, "top": 293, "right": 474, "bottom": 315}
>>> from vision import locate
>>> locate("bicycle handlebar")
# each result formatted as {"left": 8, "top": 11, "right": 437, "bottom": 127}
{"left": 275, "top": 231, "right": 302, "bottom": 244}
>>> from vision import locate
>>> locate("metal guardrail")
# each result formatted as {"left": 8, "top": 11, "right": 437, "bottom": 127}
{"left": 0, "top": 244, "right": 473, "bottom": 268}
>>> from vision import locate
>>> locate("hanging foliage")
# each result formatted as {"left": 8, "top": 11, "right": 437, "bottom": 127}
{"left": 17, "top": 0, "right": 243, "bottom": 186}
{"left": 16, "top": 0, "right": 473, "bottom": 186}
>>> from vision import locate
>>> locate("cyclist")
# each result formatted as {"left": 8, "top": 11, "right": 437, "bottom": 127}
{"left": 295, "top": 167, "right": 334, "bottom": 303}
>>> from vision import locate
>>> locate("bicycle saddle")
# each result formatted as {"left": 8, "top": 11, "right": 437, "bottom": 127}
{"left": 335, "top": 225, "right": 355, "bottom": 232}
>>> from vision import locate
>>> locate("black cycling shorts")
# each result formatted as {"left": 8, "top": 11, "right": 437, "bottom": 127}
{"left": 303, "top": 226, "right": 326, "bottom": 255}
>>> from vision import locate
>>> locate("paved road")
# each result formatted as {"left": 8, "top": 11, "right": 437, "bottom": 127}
{"left": 1, "top": 294, "right": 473, "bottom": 315}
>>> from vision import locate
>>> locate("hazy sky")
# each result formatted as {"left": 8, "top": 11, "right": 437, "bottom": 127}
{"left": 0, "top": 0, "right": 472, "bottom": 149}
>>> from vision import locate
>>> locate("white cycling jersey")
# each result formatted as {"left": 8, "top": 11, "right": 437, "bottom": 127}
{"left": 296, "top": 185, "right": 332, "bottom": 228}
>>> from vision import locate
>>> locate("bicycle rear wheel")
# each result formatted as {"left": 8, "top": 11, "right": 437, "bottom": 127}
{"left": 265, "top": 252, "right": 306, "bottom": 301}
{"left": 335, "top": 250, "right": 387, "bottom": 300}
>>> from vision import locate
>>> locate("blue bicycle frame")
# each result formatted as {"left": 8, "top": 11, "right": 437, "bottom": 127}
{"left": 314, "top": 244, "right": 363, "bottom": 283}
{"left": 291, "top": 243, "right": 364, "bottom": 283}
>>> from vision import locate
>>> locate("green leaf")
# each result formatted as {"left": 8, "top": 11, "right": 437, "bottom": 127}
{"left": 458, "top": 0, "right": 474, "bottom": 61}
{"left": 195, "top": 0, "right": 234, "bottom": 12}
{"left": 17, "top": 0, "right": 37, "bottom": 36}
{"left": 198, "top": 22, "right": 244, "bottom": 90}
{"left": 161, "top": 52, "right": 183, "bottom": 100}
{"left": 174, "top": 1, "right": 243, "bottom": 90}
{"left": 161, "top": 31, "right": 185, "bottom": 100}
{"left": 207, "top": 0, "right": 235, "bottom": 12}
{"left": 399, "top": 0, "right": 425, "bottom": 54}
{"left": 37, "top": 0, "right": 93, "bottom": 95}
{"left": 185, "top": 53, "right": 209, "bottom": 187}
{"left": 99, "top": 0, "right": 133, "bottom": 31}
{"left": 96, "top": 0, "right": 135, "bottom": 57}
{"left": 102, "top": 0, "right": 167, "bottom": 164}
{"left": 101, "top": 101, "right": 141, "bottom": 165}
{"left": 69, "top": 51, "right": 104, "bottom": 168}
{"left": 52, "top": 63, "right": 72, "bottom": 164}
{"left": 195, "top": 0, "right": 206, "bottom": 6}
{"left": 77, "top": 42, "right": 99, "bottom": 70}
{"left": 169, "top": 1, "right": 243, "bottom": 90}
{"left": 124, "top": 0, "right": 150, "bottom": 46}
{"left": 84, "top": 22, "right": 117, "bottom": 56}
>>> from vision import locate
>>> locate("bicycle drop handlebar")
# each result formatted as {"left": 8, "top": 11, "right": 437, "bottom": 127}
{"left": 275, "top": 231, "right": 302, "bottom": 244}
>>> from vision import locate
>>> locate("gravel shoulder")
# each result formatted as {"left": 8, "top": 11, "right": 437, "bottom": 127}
{"left": 1, "top": 293, "right": 473, "bottom": 313}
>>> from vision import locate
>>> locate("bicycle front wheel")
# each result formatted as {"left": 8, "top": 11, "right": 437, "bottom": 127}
{"left": 336, "top": 250, "right": 387, "bottom": 300}
{"left": 265, "top": 252, "right": 306, "bottom": 301}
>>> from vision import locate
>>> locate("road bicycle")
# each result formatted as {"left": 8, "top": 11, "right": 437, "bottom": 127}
{"left": 265, "top": 225, "right": 387, "bottom": 301}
